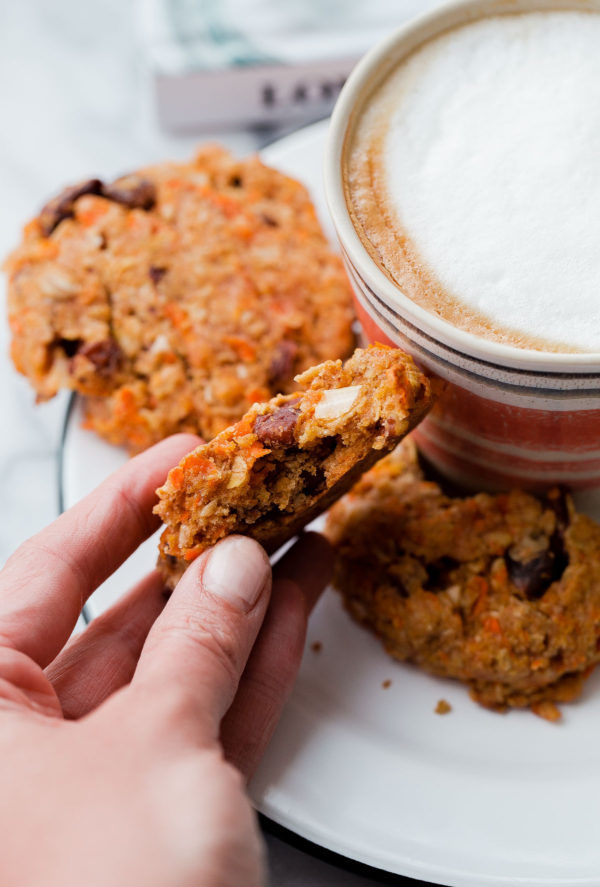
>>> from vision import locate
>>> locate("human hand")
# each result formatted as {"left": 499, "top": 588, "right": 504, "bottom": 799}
{"left": 0, "top": 434, "right": 332, "bottom": 887}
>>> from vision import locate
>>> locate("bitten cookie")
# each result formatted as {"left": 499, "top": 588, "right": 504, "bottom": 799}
{"left": 5, "top": 145, "right": 355, "bottom": 451}
{"left": 155, "top": 345, "right": 432, "bottom": 588}
{"left": 326, "top": 441, "right": 600, "bottom": 721}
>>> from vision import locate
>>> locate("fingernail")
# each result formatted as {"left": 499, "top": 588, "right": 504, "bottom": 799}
{"left": 203, "top": 536, "right": 270, "bottom": 612}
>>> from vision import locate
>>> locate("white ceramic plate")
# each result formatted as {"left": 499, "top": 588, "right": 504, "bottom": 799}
{"left": 62, "top": 120, "right": 600, "bottom": 887}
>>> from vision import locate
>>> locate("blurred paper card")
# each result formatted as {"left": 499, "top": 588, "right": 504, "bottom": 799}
{"left": 138, "top": 0, "right": 443, "bottom": 130}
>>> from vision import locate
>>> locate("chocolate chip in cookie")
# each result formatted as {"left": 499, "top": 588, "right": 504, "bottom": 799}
{"left": 39, "top": 179, "right": 103, "bottom": 236}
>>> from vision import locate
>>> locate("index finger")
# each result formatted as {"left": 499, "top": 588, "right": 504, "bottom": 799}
{"left": 0, "top": 433, "right": 200, "bottom": 667}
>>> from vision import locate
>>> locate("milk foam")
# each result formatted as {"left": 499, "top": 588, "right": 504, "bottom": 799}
{"left": 350, "top": 12, "right": 600, "bottom": 352}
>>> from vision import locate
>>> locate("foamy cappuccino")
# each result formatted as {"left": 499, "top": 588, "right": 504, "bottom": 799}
{"left": 344, "top": 11, "right": 600, "bottom": 353}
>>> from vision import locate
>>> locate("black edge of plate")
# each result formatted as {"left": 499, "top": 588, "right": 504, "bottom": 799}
{"left": 58, "top": 392, "right": 92, "bottom": 626}
{"left": 260, "top": 815, "right": 436, "bottom": 885}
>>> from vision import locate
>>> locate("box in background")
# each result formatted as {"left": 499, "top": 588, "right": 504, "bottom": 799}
{"left": 138, "top": 0, "right": 442, "bottom": 130}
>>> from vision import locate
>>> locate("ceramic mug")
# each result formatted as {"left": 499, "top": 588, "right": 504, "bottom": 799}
{"left": 325, "top": 0, "right": 600, "bottom": 498}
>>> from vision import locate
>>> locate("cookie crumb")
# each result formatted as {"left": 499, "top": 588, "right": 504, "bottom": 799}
{"left": 531, "top": 700, "right": 562, "bottom": 722}
{"left": 435, "top": 699, "right": 452, "bottom": 715}
{"left": 310, "top": 641, "right": 322, "bottom": 654}
{"left": 381, "top": 679, "right": 392, "bottom": 689}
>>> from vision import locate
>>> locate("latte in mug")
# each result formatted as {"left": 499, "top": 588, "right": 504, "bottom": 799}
{"left": 344, "top": 11, "right": 600, "bottom": 353}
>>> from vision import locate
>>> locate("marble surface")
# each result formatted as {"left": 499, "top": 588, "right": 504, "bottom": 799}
{"left": 0, "top": 0, "right": 260, "bottom": 569}
{"left": 0, "top": 1, "right": 421, "bottom": 883}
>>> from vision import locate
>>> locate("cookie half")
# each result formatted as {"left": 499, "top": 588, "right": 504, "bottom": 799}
{"left": 326, "top": 441, "right": 600, "bottom": 721}
{"left": 155, "top": 345, "right": 432, "bottom": 587}
{"left": 5, "top": 146, "right": 355, "bottom": 450}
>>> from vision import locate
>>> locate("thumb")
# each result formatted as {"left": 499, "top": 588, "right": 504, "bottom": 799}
{"left": 132, "top": 535, "right": 271, "bottom": 743}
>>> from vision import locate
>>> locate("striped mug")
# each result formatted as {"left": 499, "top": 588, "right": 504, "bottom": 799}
{"left": 324, "top": 0, "right": 600, "bottom": 506}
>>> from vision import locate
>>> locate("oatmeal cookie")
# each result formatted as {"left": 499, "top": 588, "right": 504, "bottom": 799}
{"left": 155, "top": 345, "right": 432, "bottom": 588}
{"left": 326, "top": 441, "right": 600, "bottom": 720}
{"left": 5, "top": 146, "right": 355, "bottom": 451}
